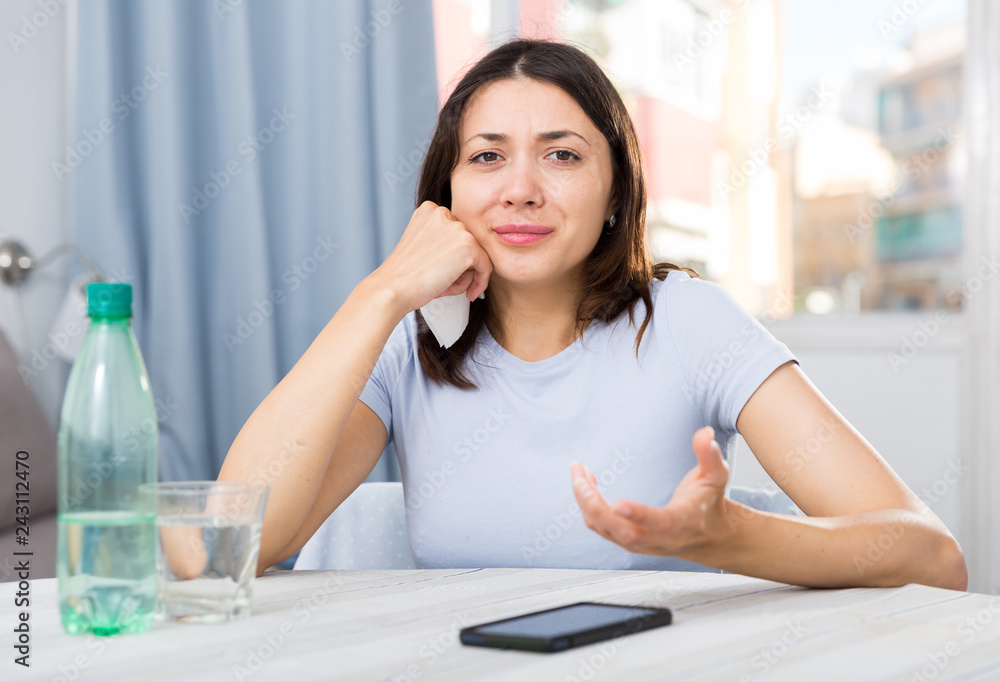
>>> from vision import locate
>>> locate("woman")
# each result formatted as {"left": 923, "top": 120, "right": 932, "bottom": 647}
{"left": 219, "top": 40, "right": 967, "bottom": 590}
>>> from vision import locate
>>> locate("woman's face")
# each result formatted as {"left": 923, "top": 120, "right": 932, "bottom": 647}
{"left": 449, "top": 78, "right": 616, "bottom": 289}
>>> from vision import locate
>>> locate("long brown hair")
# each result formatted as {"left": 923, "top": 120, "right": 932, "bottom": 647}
{"left": 416, "top": 39, "right": 698, "bottom": 389}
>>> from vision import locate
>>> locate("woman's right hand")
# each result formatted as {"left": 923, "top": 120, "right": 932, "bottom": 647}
{"left": 371, "top": 201, "right": 493, "bottom": 314}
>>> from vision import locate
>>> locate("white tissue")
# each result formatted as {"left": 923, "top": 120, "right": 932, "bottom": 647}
{"left": 420, "top": 291, "right": 484, "bottom": 348}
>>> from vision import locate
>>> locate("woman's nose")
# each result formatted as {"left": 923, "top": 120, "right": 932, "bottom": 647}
{"left": 500, "top": 158, "right": 543, "bottom": 208}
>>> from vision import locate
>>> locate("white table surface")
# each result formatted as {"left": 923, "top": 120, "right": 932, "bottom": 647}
{"left": 3, "top": 568, "right": 1000, "bottom": 681}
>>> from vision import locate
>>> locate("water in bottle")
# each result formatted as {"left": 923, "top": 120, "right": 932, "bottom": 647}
{"left": 57, "top": 282, "right": 158, "bottom": 635}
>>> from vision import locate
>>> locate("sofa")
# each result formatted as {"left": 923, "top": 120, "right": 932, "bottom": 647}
{"left": 0, "top": 330, "right": 58, "bottom": 580}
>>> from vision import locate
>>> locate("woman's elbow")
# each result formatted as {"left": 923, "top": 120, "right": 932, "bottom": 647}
{"left": 925, "top": 532, "right": 968, "bottom": 592}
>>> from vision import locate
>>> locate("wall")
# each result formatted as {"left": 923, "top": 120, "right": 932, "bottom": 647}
{"left": 0, "top": 0, "right": 73, "bottom": 430}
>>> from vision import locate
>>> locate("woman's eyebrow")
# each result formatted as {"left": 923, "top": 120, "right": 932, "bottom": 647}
{"left": 464, "top": 132, "right": 506, "bottom": 145}
{"left": 536, "top": 130, "right": 589, "bottom": 145}
{"left": 462, "top": 130, "right": 591, "bottom": 146}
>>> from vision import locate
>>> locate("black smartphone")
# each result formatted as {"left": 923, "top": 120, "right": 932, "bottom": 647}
{"left": 459, "top": 602, "right": 673, "bottom": 653}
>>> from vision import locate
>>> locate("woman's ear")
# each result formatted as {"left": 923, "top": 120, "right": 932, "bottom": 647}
{"left": 605, "top": 194, "right": 621, "bottom": 222}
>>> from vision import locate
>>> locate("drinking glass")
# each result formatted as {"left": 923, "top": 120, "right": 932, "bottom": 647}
{"left": 140, "top": 481, "right": 268, "bottom": 624}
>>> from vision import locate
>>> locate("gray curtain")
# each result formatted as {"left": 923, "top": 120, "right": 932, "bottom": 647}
{"left": 68, "top": 0, "right": 438, "bottom": 481}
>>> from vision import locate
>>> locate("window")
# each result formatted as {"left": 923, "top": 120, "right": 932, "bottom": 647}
{"left": 433, "top": 0, "right": 969, "bottom": 314}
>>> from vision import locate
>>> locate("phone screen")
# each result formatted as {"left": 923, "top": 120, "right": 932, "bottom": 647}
{"left": 473, "top": 604, "right": 662, "bottom": 638}
{"left": 460, "top": 602, "right": 673, "bottom": 652}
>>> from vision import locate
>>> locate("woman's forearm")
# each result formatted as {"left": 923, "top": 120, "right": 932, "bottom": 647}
{"left": 695, "top": 501, "right": 968, "bottom": 591}
{"left": 217, "top": 274, "right": 407, "bottom": 565}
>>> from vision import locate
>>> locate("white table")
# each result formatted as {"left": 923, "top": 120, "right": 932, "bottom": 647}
{"left": 3, "top": 569, "right": 1000, "bottom": 681}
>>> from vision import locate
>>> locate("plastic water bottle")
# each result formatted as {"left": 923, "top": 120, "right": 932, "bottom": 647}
{"left": 57, "top": 282, "right": 158, "bottom": 635}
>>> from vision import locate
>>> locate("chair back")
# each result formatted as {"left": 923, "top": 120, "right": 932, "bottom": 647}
{"left": 294, "top": 482, "right": 417, "bottom": 570}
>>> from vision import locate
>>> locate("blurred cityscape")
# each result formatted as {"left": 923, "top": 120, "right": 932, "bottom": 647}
{"left": 432, "top": 0, "right": 967, "bottom": 315}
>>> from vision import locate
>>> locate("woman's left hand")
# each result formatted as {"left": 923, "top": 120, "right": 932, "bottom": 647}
{"left": 571, "top": 426, "right": 734, "bottom": 560}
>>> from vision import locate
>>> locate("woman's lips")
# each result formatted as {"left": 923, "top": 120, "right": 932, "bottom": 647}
{"left": 496, "top": 232, "right": 549, "bottom": 245}
{"left": 494, "top": 224, "right": 552, "bottom": 245}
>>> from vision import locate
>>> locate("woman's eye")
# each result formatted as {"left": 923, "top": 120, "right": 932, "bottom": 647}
{"left": 472, "top": 151, "right": 501, "bottom": 165}
{"left": 549, "top": 150, "right": 581, "bottom": 163}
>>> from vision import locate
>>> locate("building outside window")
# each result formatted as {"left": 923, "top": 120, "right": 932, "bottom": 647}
{"left": 432, "top": 0, "right": 968, "bottom": 316}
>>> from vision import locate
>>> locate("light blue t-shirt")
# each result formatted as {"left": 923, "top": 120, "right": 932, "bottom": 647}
{"left": 359, "top": 271, "right": 797, "bottom": 571}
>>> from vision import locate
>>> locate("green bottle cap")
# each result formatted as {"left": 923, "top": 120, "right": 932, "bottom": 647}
{"left": 87, "top": 282, "right": 133, "bottom": 318}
